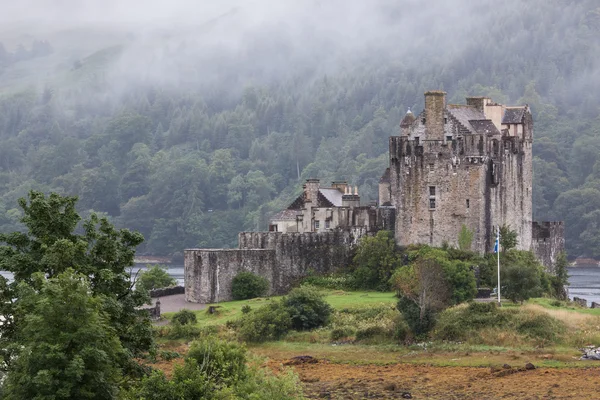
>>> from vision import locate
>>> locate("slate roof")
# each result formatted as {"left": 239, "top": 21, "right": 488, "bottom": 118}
{"left": 400, "top": 110, "right": 416, "bottom": 128}
{"left": 446, "top": 105, "right": 486, "bottom": 133}
{"left": 502, "top": 107, "right": 526, "bottom": 124}
{"left": 319, "top": 188, "right": 344, "bottom": 207}
{"left": 469, "top": 120, "right": 501, "bottom": 135}
{"left": 271, "top": 209, "right": 301, "bottom": 221}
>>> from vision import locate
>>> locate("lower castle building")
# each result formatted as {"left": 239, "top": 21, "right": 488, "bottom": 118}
{"left": 185, "top": 91, "right": 564, "bottom": 303}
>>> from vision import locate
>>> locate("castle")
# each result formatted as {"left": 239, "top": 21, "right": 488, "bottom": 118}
{"left": 184, "top": 91, "right": 564, "bottom": 303}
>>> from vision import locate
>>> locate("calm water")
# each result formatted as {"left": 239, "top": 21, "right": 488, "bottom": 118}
{"left": 1, "top": 266, "right": 598, "bottom": 303}
{"left": 0, "top": 264, "right": 185, "bottom": 287}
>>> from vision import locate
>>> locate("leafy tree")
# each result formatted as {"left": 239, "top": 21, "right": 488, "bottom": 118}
{"left": 550, "top": 251, "right": 569, "bottom": 300}
{"left": 283, "top": 285, "right": 333, "bottom": 331}
{"left": 352, "top": 230, "right": 401, "bottom": 290}
{"left": 499, "top": 225, "right": 518, "bottom": 252}
{"left": 458, "top": 224, "right": 474, "bottom": 251}
{"left": 2, "top": 270, "right": 124, "bottom": 400}
{"left": 392, "top": 257, "right": 450, "bottom": 330}
{"left": 501, "top": 263, "right": 543, "bottom": 304}
{"left": 137, "top": 264, "right": 177, "bottom": 292}
{"left": 0, "top": 191, "right": 152, "bottom": 376}
{"left": 231, "top": 271, "right": 270, "bottom": 300}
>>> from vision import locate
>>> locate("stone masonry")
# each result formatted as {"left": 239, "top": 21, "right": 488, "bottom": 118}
{"left": 184, "top": 91, "right": 565, "bottom": 303}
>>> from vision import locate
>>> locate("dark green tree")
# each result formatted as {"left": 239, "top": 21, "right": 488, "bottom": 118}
{"left": 352, "top": 230, "right": 401, "bottom": 290}
{"left": 137, "top": 264, "right": 177, "bottom": 292}
{"left": 0, "top": 191, "right": 152, "bottom": 376}
{"left": 2, "top": 270, "right": 124, "bottom": 400}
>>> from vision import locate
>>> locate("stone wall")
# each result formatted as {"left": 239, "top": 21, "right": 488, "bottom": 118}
{"left": 185, "top": 229, "right": 366, "bottom": 303}
{"left": 532, "top": 221, "right": 565, "bottom": 273}
{"left": 149, "top": 285, "right": 185, "bottom": 298}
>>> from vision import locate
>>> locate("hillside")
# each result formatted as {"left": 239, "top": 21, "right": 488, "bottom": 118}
{"left": 0, "top": 0, "right": 599, "bottom": 257}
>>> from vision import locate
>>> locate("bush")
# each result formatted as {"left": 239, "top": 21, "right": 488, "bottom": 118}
{"left": 355, "top": 326, "right": 388, "bottom": 341}
{"left": 351, "top": 230, "right": 401, "bottom": 290}
{"left": 434, "top": 302, "right": 508, "bottom": 341}
{"left": 172, "top": 309, "right": 197, "bottom": 325}
{"left": 187, "top": 337, "right": 247, "bottom": 385}
{"left": 514, "top": 311, "right": 566, "bottom": 343}
{"left": 397, "top": 296, "right": 437, "bottom": 338}
{"left": 241, "top": 304, "right": 252, "bottom": 314}
{"left": 237, "top": 301, "right": 292, "bottom": 342}
{"left": 301, "top": 273, "right": 355, "bottom": 290}
{"left": 128, "top": 337, "right": 304, "bottom": 399}
{"left": 330, "top": 327, "right": 355, "bottom": 341}
{"left": 283, "top": 285, "right": 333, "bottom": 331}
{"left": 231, "top": 272, "right": 269, "bottom": 300}
{"left": 137, "top": 265, "right": 177, "bottom": 291}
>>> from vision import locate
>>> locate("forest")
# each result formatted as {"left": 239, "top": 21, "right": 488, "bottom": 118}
{"left": 0, "top": 0, "right": 599, "bottom": 258}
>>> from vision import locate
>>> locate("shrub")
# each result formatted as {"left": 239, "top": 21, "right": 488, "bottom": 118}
{"left": 241, "top": 304, "right": 252, "bottom": 314}
{"left": 231, "top": 272, "right": 269, "bottom": 300}
{"left": 137, "top": 265, "right": 177, "bottom": 291}
{"left": 187, "top": 337, "right": 247, "bottom": 385}
{"left": 351, "top": 230, "right": 401, "bottom": 290}
{"left": 301, "top": 273, "right": 355, "bottom": 290}
{"left": 355, "top": 326, "right": 388, "bottom": 341}
{"left": 160, "top": 350, "right": 181, "bottom": 361}
{"left": 514, "top": 311, "right": 566, "bottom": 343}
{"left": 434, "top": 302, "right": 508, "bottom": 341}
{"left": 397, "top": 296, "right": 437, "bottom": 338}
{"left": 283, "top": 285, "right": 333, "bottom": 331}
{"left": 330, "top": 327, "right": 355, "bottom": 341}
{"left": 237, "top": 301, "right": 292, "bottom": 342}
{"left": 172, "top": 309, "right": 197, "bottom": 325}
{"left": 128, "top": 337, "right": 304, "bottom": 399}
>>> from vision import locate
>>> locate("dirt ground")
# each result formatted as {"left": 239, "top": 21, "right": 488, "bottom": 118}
{"left": 149, "top": 344, "right": 600, "bottom": 399}
{"left": 273, "top": 359, "right": 600, "bottom": 399}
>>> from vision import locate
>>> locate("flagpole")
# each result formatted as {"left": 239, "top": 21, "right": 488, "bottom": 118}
{"left": 497, "top": 225, "right": 501, "bottom": 305}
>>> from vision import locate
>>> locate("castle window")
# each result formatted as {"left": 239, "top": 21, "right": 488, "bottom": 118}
{"left": 415, "top": 137, "right": 420, "bottom": 146}
{"left": 422, "top": 118, "right": 426, "bottom": 124}
{"left": 444, "top": 117, "right": 448, "bottom": 124}
{"left": 446, "top": 135, "right": 453, "bottom": 142}
{"left": 325, "top": 220, "right": 331, "bottom": 229}
{"left": 314, "top": 220, "right": 320, "bottom": 229}
{"left": 429, "top": 198, "right": 436, "bottom": 209}
{"left": 429, "top": 186, "right": 436, "bottom": 196}
{"left": 429, "top": 163, "right": 435, "bottom": 172}
{"left": 466, "top": 199, "right": 470, "bottom": 208}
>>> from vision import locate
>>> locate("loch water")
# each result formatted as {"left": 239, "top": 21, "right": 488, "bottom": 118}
{"left": 1, "top": 266, "right": 598, "bottom": 304}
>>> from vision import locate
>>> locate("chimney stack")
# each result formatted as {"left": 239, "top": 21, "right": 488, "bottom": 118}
{"left": 424, "top": 91, "right": 446, "bottom": 141}
{"left": 303, "top": 178, "right": 320, "bottom": 204}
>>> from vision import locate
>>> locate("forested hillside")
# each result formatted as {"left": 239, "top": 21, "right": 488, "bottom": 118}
{"left": 0, "top": 0, "right": 599, "bottom": 258}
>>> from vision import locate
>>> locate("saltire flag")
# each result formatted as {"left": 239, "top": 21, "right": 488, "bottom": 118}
{"left": 493, "top": 229, "right": 499, "bottom": 253}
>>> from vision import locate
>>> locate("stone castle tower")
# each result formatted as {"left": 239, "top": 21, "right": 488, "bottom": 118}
{"left": 380, "top": 91, "right": 534, "bottom": 253}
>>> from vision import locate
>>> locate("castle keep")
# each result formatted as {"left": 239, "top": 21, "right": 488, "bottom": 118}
{"left": 382, "top": 91, "right": 533, "bottom": 253}
{"left": 185, "top": 91, "right": 564, "bottom": 303}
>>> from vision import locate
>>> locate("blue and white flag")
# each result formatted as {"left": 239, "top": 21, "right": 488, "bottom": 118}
{"left": 493, "top": 229, "right": 500, "bottom": 253}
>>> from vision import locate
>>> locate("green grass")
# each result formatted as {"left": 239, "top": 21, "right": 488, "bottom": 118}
{"left": 161, "top": 290, "right": 397, "bottom": 326}
{"left": 249, "top": 341, "right": 589, "bottom": 368}
{"left": 528, "top": 298, "right": 600, "bottom": 315}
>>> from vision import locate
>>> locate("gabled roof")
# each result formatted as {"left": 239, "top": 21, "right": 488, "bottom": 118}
{"left": 271, "top": 209, "right": 301, "bottom": 221}
{"left": 469, "top": 120, "right": 501, "bottom": 135}
{"left": 502, "top": 107, "right": 526, "bottom": 124}
{"left": 446, "top": 105, "right": 486, "bottom": 133}
{"left": 319, "top": 188, "right": 344, "bottom": 207}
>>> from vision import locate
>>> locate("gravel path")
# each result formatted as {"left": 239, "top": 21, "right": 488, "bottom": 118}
{"left": 151, "top": 294, "right": 206, "bottom": 313}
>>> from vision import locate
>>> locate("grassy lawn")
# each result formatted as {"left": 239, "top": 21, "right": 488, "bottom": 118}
{"left": 161, "top": 290, "right": 397, "bottom": 326}
{"left": 158, "top": 293, "right": 600, "bottom": 368}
